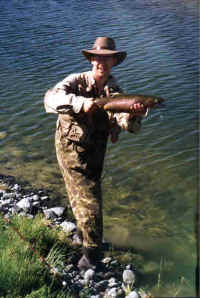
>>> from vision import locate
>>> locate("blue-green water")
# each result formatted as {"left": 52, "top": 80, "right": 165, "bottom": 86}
{"left": 0, "top": 0, "right": 198, "bottom": 296}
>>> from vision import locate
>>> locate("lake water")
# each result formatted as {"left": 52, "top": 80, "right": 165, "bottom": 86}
{"left": 0, "top": 0, "right": 198, "bottom": 296}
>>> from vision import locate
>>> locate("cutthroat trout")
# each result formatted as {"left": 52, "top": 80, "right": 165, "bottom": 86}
{"left": 94, "top": 94, "right": 165, "bottom": 113}
{"left": 56, "top": 94, "right": 165, "bottom": 114}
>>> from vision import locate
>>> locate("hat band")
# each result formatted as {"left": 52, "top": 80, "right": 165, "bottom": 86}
{"left": 93, "top": 46, "right": 115, "bottom": 51}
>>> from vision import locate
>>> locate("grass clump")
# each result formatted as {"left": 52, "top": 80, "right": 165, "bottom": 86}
{"left": 0, "top": 213, "right": 73, "bottom": 297}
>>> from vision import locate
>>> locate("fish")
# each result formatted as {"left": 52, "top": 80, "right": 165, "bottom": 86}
{"left": 56, "top": 94, "right": 165, "bottom": 114}
{"left": 94, "top": 93, "right": 165, "bottom": 113}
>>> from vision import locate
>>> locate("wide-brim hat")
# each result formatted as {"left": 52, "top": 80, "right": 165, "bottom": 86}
{"left": 82, "top": 37, "right": 127, "bottom": 66}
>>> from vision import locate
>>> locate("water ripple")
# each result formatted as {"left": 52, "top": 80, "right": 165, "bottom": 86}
{"left": 0, "top": 0, "right": 198, "bottom": 191}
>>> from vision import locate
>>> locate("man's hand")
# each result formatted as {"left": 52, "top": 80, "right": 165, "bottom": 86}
{"left": 83, "top": 98, "right": 97, "bottom": 113}
{"left": 129, "top": 103, "right": 147, "bottom": 117}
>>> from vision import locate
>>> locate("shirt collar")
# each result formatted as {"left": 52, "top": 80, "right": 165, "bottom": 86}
{"left": 88, "top": 71, "right": 113, "bottom": 88}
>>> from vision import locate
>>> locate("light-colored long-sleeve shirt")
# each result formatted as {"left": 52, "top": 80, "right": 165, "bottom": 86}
{"left": 44, "top": 71, "right": 142, "bottom": 135}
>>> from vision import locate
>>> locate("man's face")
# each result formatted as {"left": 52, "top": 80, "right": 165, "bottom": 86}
{"left": 91, "top": 55, "right": 116, "bottom": 80}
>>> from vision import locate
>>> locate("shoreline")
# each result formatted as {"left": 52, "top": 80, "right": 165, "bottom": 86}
{"left": 0, "top": 173, "right": 151, "bottom": 298}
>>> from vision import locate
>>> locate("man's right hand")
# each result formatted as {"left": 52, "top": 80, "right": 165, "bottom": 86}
{"left": 83, "top": 98, "right": 97, "bottom": 113}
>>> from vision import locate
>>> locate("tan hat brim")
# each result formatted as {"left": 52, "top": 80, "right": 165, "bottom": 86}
{"left": 82, "top": 49, "right": 127, "bottom": 66}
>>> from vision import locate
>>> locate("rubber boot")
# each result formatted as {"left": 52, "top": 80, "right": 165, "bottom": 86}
{"left": 77, "top": 247, "right": 103, "bottom": 271}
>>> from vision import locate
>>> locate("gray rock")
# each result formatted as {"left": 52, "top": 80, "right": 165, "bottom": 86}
{"left": 31, "top": 194, "right": 40, "bottom": 201}
{"left": 32, "top": 201, "right": 41, "bottom": 207}
{"left": 10, "top": 205, "right": 20, "bottom": 214}
{"left": 11, "top": 184, "right": 21, "bottom": 191}
{"left": 43, "top": 209, "right": 57, "bottom": 219}
{"left": 106, "top": 287, "right": 118, "bottom": 297}
{"left": 1, "top": 199, "right": 12, "bottom": 206}
{"left": 94, "top": 280, "right": 108, "bottom": 292}
{"left": 2, "top": 193, "right": 15, "bottom": 200}
{"left": 15, "top": 193, "right": 22, "bottom": 200}
{"left": 41, "top": 195, "right": 49, "bottom": 201}
{"left": 50, "top": 207, "right": 65, "bottom": 217}
{"left": 16, "top": 197, "right": 32, "bottom": 212}
{"left": 102, "top": 257, "right": 112, "bottom": 264}
{"left": 108, "top": 277, "right": 118, "bottom": 288}
{"left": 84, "top": 268, "right": 95, "bottom": 282}
{"left": 60, "top": 221, "right": 76, "bottom": 234}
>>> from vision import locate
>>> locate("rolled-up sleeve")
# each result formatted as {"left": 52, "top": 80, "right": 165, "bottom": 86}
{"left": 44, "top": 74, "right": 86, "bottom": 114}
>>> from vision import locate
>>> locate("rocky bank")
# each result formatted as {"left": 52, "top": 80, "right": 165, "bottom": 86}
{"left": 0, "top": 174, "right": 151, "bottom": 298}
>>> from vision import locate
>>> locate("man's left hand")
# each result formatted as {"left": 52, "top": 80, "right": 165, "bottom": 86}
{"left": 129, "top": 103, "right": 147, "bottom": 116}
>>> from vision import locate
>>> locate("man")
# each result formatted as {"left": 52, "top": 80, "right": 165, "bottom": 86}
{"left": 44, "top": 37, "right": 146, "bottom": 271}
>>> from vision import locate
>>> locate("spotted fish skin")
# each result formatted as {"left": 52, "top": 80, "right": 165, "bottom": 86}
{"left": 94, "top": 94, "right": 165, "bottom": 112}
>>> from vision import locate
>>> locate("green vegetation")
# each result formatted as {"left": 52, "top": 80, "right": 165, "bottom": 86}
{"left": 0, "top": 214, "right": 76, "bottom": 298}
{"left": 0, "top": 211, "right": 196, "bottom": 297}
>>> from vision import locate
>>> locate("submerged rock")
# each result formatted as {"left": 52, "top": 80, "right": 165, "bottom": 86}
{"left": 0, "top": 131, "right": 7, "bottom": 140}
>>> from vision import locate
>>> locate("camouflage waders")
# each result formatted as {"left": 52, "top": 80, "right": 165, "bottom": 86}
{"left": 55, "top": 109, "right": 110, "bottom": 249}
{"left": 44, "top": 71, "right": 142, "bottom": 253}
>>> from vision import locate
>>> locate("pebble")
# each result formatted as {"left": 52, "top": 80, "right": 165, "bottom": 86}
{"left": 62, "top": 281, "right": 67, "bottom": 287}
{"left": 123, "top": 269, "right": 135, "bottom": 285}
{"left": 125, "top": 291, "right": 139, "bottom": 298}
{"left": 0, "top": 174, "right": 144, "bottom": 298}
